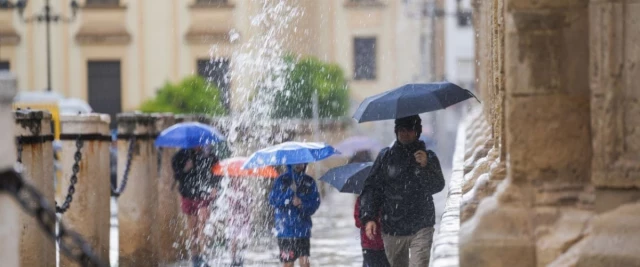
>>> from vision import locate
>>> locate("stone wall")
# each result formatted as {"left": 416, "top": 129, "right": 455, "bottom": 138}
{"left": 432, "top": 0, "right": 640, "bottom": 266}
{"left": 429, "top": 107, "right": 471, "bottom": 267}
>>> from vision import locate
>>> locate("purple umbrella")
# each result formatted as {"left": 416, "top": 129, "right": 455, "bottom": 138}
{"left": 334, "top": 136, "right": 384, "bottom": 157}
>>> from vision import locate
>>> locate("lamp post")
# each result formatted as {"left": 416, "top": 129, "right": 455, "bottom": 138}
{"left": 1, "top": 0, "right": 79, "bottom": 92}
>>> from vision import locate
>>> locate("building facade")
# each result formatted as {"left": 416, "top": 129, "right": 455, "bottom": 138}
{"left": 0, "top": 0, "right": 431, "bottom": 135}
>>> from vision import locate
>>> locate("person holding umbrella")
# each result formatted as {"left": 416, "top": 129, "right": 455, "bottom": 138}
{"left": 269, "top": 163, "right": 320, "bottom": 267}
{"left": 243, "top": 141, "right": 338, "bottom": 267}
{"left": 355, "top": 196, "right": 389, "bottom": 267}
{"left": 319, "top": 161, "right": 389, "bottom": 267}
{"left": 347, "top": 155, "right": 389, "bottom": 267}
{"left": 351, "top": 82, "right": 474, "bottom": 266}
{"left": 359, "top": 115, "right": 445, "bottom": 267}
{"left": 156, "top": 122, "right": 226, "bottom": 267}
{"left": 172, "top": 146, "right": 221, "bottom": 267}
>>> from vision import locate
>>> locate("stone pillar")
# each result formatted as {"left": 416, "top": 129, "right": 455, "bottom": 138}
{"left": 153, "top": 114, "right": 185, "bottom": 263}
{"left": 117, "top": 113, "right": 158, "bottom": 267}
{"left": 460, "top": 0, "right": 593, "bottom": 266}
{"left": 14, "top": 109, "right": 55, "bottom": 267}
{"left": 97, "top": 114, "right": 112, "bottom": 266}
{"left": 57, "top": 114, "right": 111, "bottom": 266}
{"left": 0, "top": 73, "right": 19, "bottom": 267}
{"left": 548, "top": 2, "right": 640, "bottom": 266}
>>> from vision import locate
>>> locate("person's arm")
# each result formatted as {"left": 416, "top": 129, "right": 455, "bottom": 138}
{"left": 269, "top": 175, "right": 294, "bottom": 208}
{"left": 354, "top": 197, "right": 362, "bottom": 228}
{"left": 418, "top": 150, "right": 446, "bottom": 195}
{"left": 298, "top": 179, "right": 320, "bottom": 216}
{"left": 359, "top": 148, "right": 388, "bottom": 225}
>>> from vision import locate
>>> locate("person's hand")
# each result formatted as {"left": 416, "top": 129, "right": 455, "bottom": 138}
{"left": 414, "top": 150, "right": 428, "bottom": 167}
{"left": 293, "top": 196, "right": 302, "bottom": 207}
{"left": 365, "top": 221, "right": 377, "bottom": 240}
{"left": 183, "top": 159, "right": 194, "bottom": 171}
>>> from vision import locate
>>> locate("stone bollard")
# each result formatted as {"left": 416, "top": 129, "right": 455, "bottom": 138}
{"left": 0, "top": 73, "right": 20, "bottom": 267}
{"left": 153, "top": 114, "right": 185, "bottom": 263}
{"left": 14, "top": 109, "right": 56, "bottom": 267}
{"left": 57, "top": 114, "right": 111, "bottom": 266}
{"left": 116, "top": 113, "right": 158, "bottom": 267}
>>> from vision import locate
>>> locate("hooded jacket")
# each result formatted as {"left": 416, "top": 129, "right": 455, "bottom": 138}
{"left": 359, "top": 140, "right": 445, "bottom": 236}
{"left": 269, "top": 169, "right": 321, "bottom": 238}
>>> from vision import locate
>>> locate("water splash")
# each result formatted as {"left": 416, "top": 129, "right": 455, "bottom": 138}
{"left": 197, "top": 1, "right": 304, "bottom": 265}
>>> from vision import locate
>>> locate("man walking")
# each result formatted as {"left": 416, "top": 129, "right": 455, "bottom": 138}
{"left": 269, "top": 163, "right": 321, "bottom": 267}
{"left": 359, "top": 115, "right": 445, "bottom": 267}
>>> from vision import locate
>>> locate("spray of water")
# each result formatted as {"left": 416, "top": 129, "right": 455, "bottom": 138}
{"left": 190, "top": 1, "right": 304, "bottom": 266}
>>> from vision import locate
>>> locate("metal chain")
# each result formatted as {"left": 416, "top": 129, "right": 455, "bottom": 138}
{"left": 56, "top": 137, "right": 84, "bottom": 214}
{"left": 111, "top": 137, "right": 135, "bottom": 197}
{"left": 157, "top": 148, "right": 163, "bottom": 175}
{"left": 16, "top": 142, "right": 23, "bottom": 164}
{"left": 0, "top": 169, "right": 107, "bottom": 267}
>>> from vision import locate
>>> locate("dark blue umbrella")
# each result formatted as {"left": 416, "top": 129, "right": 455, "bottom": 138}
{"left": 352, "top": 82, "right": 479, "bottom": 123}
{"left": 319, "top": 162, "right": 373, "bottom": 194}
{"left": 241, "top": 141, "right": 340, "bottom": 169}
{"left": 154, "top": 122, "right": 225, "bottom": 149}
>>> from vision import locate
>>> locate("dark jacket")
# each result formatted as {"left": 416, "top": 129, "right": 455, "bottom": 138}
{"left": 171, "top": 148, "right": 221, "bottom": 199}
{"left": 269, "top": 171, "right": 321, "bottom": 238}
{"left": 359, "top": 140, "right": 445, "bottom": 236}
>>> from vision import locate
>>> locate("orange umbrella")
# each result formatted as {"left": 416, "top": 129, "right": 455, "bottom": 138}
{"left": 212, "top": 157, "right": 279, "bottom": 178}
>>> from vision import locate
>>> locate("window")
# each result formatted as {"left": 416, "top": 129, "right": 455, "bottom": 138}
{"left": 457, "top": 11, "right": 472, "bottom": 27}
{"left": 455, "top": 0, "right": 472, "bottom": 27}
{"left": 353, "top": 37, "right": 377, "bottom": 80}
{"left": 0, "top": 61, "right": 9, "bottom": 71}
{"left": 197, "top": 58, "right": 230, "bottom": 110}
{"left": 87, "top": 61, "right": 121, "bottom": 129}
{"left": 85, "top": 0, "right": 119, "bottom": 6}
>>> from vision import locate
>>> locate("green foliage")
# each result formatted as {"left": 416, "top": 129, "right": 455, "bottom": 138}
{"left": 139, "top": 75, "right": 226, "bottom": 115}
{"left": 272, "top": 56, "right": 350, "bottom": 119}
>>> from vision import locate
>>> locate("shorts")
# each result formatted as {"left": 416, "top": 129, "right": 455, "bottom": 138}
{"left": 180, "top": 197, "right": 213, "bottom": 216}
{"left": 277, "top": 238, "right": 310, "bottom": 263}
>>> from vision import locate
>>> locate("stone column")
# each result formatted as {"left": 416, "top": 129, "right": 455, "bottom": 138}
{"left": 14, "top": 109, "right": 55, "bottom": 267}
{"left": 57, "top": 114, "right": 111, "bottom": 266}
{"left": 98, "top": 114, "right": 112, "bottom": 266}
{"left": 153, "top": 114, "right": 185, "bottom": 263}
{"left": 460, "top": 0, "right": 593, "bottom": 266}
{"left": 0, "top": 73, "right": 19, "bottom": 267}
{"left": 117, "top": 113, "right": 158, "bottom": 267}
{"left": 548, "top": 2, "right": 640, "bottom": 266}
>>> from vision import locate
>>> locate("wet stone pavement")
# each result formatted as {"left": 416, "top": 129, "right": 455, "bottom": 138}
{"left": 110, "top": 169, "right": 451, "bottom": 267}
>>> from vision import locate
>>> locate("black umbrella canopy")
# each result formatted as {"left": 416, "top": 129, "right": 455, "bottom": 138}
{"left": 352, "top": 82, "right": 479, "bottom": 123}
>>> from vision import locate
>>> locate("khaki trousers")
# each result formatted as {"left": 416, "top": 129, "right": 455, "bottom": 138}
{"left": 382, "top": 227, "right": 434, "bottom": 267}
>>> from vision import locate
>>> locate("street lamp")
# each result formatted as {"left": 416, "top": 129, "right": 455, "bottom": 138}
{"left": 1, "top": 0, "right": 80, "bottom": 92}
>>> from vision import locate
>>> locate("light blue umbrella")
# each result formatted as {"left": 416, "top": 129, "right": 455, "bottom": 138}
{"left": 154, "top": 122, "right": 225, "bottom": 149}
{"left": 241, "top": 141, "right": 340, "bottom": 169}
